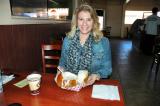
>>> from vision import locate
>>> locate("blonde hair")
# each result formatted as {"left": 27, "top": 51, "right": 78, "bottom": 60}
{"left": 67, "top": 4, "right": 103, "bottom": 41}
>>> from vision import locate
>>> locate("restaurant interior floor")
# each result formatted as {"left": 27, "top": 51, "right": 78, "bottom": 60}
{"left": 110, "top": 39, "right": 160, "bottom": 106}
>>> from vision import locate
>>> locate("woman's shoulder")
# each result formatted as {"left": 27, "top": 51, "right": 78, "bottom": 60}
{"left": 102, "top": 37, "right": 110, "bottom": 45}
{"left": 101, "top": 37, "right": 109, "bottom": 42}
{"left": 63, "top": 36, "right": 72, "bottom": 43}
{"left": 93, "top": 37, "right": 109, "bottom": 45}
{"left": 92, "top": 37, "right": 109, "bottom": 50}
{"left": 62, "top": 36, "right": 72, "bottom": 48}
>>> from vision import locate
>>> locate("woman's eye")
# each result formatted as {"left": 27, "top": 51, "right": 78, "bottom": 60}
{"left": 78, "top": 18, "right": 83, "bottom": 21}
{"left": 78, "top": 18, "right": 92, "bottom": 22}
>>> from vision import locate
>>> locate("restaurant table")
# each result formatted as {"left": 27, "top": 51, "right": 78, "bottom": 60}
{"left": 0, "top": 73, "right": 125, "bottom": 106}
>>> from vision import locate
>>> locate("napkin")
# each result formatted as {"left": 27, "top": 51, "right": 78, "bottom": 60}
{"left": 14, "top": 79, "right": 28, "bottom": 88}
{"left": 2, "top": 75, "right": 15, "bottom": 84}
{"left": 91, "top": 84, "right": 120, "bottom": 101}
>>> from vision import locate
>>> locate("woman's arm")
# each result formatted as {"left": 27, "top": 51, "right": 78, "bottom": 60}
{"left": 100, "top": 37, "right": 112, "bottom": 78}
{"left": 91, "top": 37, "right": 112, "bottom": 78}
{"left": 85, "top": 37, "right": 112, "bottom": 86}
{"left": 58, "top": 37, "right": 69, "bottom": 69}
{"left": 97, "top": 37, "right": 112, "bottom": 78}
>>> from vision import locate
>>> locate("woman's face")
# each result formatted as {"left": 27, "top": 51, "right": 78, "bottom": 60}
{"left": 77, "top": 11, "right": 93, "bottom": 36}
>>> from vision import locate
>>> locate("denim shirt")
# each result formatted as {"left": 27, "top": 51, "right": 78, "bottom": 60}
{"left": 58, "top": 36, "right": 112, "bottom": 78}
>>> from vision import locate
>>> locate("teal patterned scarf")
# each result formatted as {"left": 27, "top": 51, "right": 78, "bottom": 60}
{"left": 65, "top": 31, "right": 93, "bottom": 74}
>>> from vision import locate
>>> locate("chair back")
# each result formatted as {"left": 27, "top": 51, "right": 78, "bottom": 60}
{"left": 102, "top": 26, "right": 111, "bottom": 38}
{"left": 41, "top": 44, "right": 62, "bottom": 73}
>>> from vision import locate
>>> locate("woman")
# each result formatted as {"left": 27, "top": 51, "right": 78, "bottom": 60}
{"left": 58, "top": 4, "right": 112, "bottom": 89}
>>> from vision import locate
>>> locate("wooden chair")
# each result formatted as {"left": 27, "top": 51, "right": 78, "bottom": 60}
{"left": 41, "top": 44, "right": 62, "bottom": 74}
{"left": 102, "top": 26, "right": 111, "bottom": 38}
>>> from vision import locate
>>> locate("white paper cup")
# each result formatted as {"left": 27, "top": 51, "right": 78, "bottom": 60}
{"left": 26, "top": 73, "right": 41, "bottom": 95}
{"left": 77, "top": 70, "right": 88, "bottom": 84}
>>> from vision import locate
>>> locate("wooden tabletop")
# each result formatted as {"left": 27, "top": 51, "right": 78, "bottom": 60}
{"left": 0, "top": 73, "right": 125, "bottom": 106}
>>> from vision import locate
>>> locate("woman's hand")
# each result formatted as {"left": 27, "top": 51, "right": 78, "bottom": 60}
{"left": 57, "top": 66, "right": 64, "bottom": 72}
{"left": 84, "top": 74, "right": 100, "bottom": 87}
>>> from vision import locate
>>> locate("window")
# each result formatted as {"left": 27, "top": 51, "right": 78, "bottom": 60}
{"left": 10, "top": 0, "right": 73, "bottom": 20}
{"left": 158, "top": 12, "right": 160, "bottom": 17}
{"left": 125, "top": 11, "right": 143, "bottom": 24}
{"left": 96, "top": 9, "right": 105, "bottom": 30}
{"left": 125, "top": 10, "right": 160, "bottom": 24}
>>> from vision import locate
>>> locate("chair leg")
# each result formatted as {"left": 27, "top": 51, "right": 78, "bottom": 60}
{"left": 155, "top": 61, "right": 160, "bottom": 79}
{"left": 150, "top": 57, "right": 155, "bottom": 71}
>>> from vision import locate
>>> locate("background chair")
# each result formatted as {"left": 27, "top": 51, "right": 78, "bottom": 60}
{"left": 41, "top": 44, "right": 62, "bottom": 74}
{"left": 150, "top": 44, "right": 160, "bottom": 80}
{"left": 102, "top": 26, "right": 111, "bottom": 38}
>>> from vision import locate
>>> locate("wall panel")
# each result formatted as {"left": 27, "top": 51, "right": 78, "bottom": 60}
{"left": 0, "top": 23, "right": 70, "bottom": 72}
